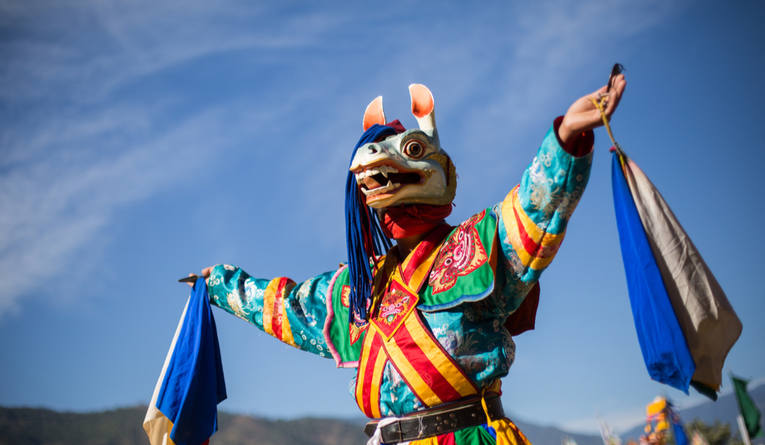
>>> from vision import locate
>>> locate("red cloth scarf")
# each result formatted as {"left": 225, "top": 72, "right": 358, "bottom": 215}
{"left": 381, "top": 204, "right": 453, "bottom": 239}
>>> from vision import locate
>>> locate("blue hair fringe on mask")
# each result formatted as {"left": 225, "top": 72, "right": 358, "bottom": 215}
{"left": 345, "top": 124, "right": 398, "bottom": 326}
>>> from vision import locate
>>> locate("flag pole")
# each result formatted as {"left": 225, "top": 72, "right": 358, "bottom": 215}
{"left": 738, "top": 414, "right": 752, "bottom": 445}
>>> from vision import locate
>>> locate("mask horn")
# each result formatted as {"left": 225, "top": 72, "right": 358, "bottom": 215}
{"left": 363, "top": 96, "right": 386, "bottom": 131}
{"left": 409, "top": 84, "right": 438, "bottom": 144}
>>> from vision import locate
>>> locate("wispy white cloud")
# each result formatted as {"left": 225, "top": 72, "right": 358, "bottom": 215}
{"left": 0, "top": 104, "right": 234, "bottom": 313}
{"left": 293, "top": 0, "right": 686, "bottom": 237}
{"left": 0, "top": 0, "right": 343, "bottom": 314}
{"left": 0, "top": 0, "right": 345, "bottom": 105}
{"left": 456, "top": 0, "right": 682, "bottom": 137}
{"left": 0, "top": 0, "right": 684, "bottom": 318}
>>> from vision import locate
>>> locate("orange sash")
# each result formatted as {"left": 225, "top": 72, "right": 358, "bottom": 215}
{"left": 355, "top": 225, "right": 479, "bottom": 418}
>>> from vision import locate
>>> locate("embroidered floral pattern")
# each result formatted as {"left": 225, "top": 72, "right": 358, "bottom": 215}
{"left": 291, "top": 277, "right": 319, "bottom": 327}
{"left": 523, "top": 147, "right": 591, "bottom": 228}
{"left": 554, "top": 187, "right": 584, "bottom": 222}
{"left": 371, "top": 280, "right": 419, "bottom": 339}
{"left": 379, "top": 289, "right": 412, "bottom": 322}
{"left": 225, "top": 291, "right": 248, "bottom": 321}
{"left": 349, "top": 322, "right": 366, "bottom": 344}
{"left": 340, "top": 285, "right": 351, "bottom": 308}
{"left": 428, "top": 210, "right": 488, "bottom": 294}
{"left": 527, "top": 156, "right": 558, "bottom": 219}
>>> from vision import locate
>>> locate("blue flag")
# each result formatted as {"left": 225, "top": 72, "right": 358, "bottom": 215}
{"left": 144, "top": 278, "right": 226, "bottom": 445}
{"left": 672, "top": 416, "right": 689, "bottom": 445}
{"left": 611, "top": 150, "right": 741, "bottom": 398}
{"left": 611, "top": 152, "right": 695, "bottom": 393}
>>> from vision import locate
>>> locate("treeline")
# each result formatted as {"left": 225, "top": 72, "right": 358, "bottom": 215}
{"left": 0, "top": 406, "right": 366, "bottom": 445}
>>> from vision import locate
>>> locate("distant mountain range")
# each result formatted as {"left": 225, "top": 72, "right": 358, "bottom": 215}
{"left": 0, "top": 407, "right": 369, "bottom": 445}
{"left": 0, "top": 385, "right": 761, "bottom": 445}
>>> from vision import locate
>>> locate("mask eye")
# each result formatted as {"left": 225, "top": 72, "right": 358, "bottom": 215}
{"left": 403, "top": 140, "right": 425, "bottom": 159}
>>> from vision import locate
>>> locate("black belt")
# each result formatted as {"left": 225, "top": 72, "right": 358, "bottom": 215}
{"left": 363, "top": 394, "right": 505, "bottom": 443}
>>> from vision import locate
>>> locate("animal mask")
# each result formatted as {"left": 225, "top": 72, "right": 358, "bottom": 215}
{"left": 349, "top": 84, "right": 457, "bottom": 209}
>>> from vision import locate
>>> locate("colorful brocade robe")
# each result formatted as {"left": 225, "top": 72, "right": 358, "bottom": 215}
{"left": 207, "top": 123, "right": 593, "bottom": 419}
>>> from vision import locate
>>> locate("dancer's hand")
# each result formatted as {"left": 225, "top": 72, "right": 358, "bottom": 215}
{"left": 185, "top": 267, "right": 213, "bottom": 287}
{"left": 558, "top": 74, "right": 626, "bottom": 146}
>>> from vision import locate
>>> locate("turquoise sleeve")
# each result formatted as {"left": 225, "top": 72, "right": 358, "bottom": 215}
{"left": 492, "top": 124, "right": 593, "bottom": 311}
{"left": 207, "top": 264, "right": 336, "bottom": 358}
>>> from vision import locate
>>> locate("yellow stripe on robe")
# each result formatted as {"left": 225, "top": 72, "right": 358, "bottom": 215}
{"left": 400, "top": 314, "right": 477, "bottom": 399}
{"left": 369, "top": 344, "right": 387, "bottom": 418}
{"left": 262, "top": 278, "right": 281, "bottom": 337}
{"left": 501, "top": 187, "right": 564, "bottom": 270}
{"left": 355, "top": 332, "right": 372, "bottom": 409}
{"left": 504, "top": 187, "right": 566, "bottom": 245}
{"left": 380, "top": 325, "right": 443, "bottom": 408}
{"left": 376, "top": 314, "right": 466, "bottom": 406}
{"left": 356, "top": 327, "right": 383, "bottom": 418}
{"left": 279, "top": 281, "right": 298, "bottom": 347}
{"left": 406, "top": 242, "right": 443, "bottom": 293}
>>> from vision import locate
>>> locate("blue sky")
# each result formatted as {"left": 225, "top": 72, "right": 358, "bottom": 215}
{"left": 1, "top": 0, "right": 763, "bottom": 435}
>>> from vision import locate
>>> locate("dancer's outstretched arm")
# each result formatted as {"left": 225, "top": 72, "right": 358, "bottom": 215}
{"left": 189, "top": 264, "right": 340, "bottom": 359}
{"left": 494, "top": 75, "right": 626, "bottom": 313}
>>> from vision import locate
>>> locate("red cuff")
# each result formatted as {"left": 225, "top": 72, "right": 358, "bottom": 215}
{"left": 554, "top": 116, "right": 594, "bottom": 157}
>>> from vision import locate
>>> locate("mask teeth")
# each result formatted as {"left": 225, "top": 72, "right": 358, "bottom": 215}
{"left": 355, "top": 165, "right": 399, "bottom": 184}
{"left": 361, "top": 180, "right": 402, "bottom": 197}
